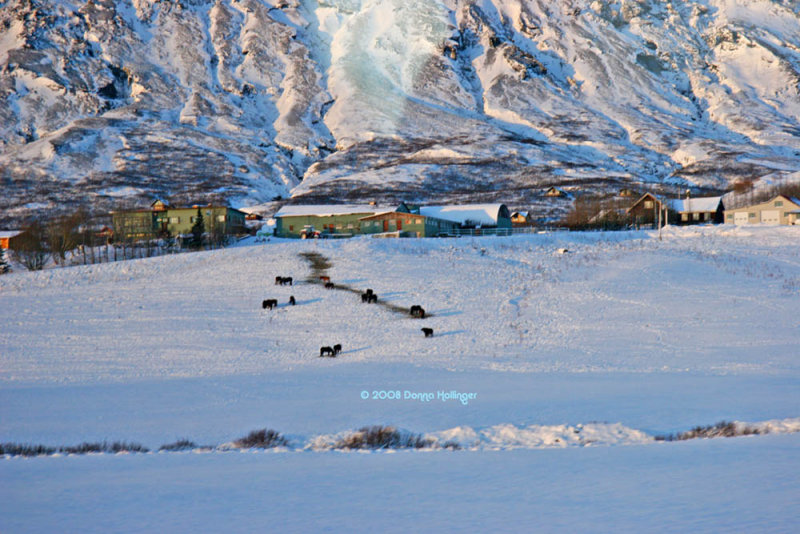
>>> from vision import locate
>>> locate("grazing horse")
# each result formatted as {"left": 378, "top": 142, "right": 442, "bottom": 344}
{"left": 262, "top": 299, "right": 278, "bottom": 310}
{"left": 411, "top": 305, "right": 425, "bottom": 318}
{"left": 367, "top": 293, "right": 378, "bottom": 303}
{"left": 361, "top": 293, "right": 370, "bottom": 302}
{"left": 320, "top": 346, "right": 335, "bottom": 357}
{"left": 421, "top": 328, "right": 434, "bottom": 337}
{"left": 365, "top": 288, "right": 374, "bottom": 295}
{"left": 281, "top": 276, "right": 293, "bottom": 286}
{"left": 274, "top": 276, "right": 283, "bottom": 285}
{"left": 324, "top": 282, "right": 335, "bottom": 289}
{"left": 289, "top": 296, "right": 296, "bottom": 305}
{"left": 333, "top": 344, "right": 342, "bottom": 355}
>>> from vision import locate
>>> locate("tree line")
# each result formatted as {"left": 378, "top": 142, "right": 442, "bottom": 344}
{"left": 2, "top": 207, "right": 233, "bottom": 273}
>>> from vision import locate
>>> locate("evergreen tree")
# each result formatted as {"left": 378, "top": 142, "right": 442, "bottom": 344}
{"left": 0, "top": 247, "right": 9, "bottom": 274}
{"left": 190, "top": 207, "right": 205, "bottom": 249}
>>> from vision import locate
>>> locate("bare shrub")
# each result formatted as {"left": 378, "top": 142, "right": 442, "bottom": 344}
{"left": 0, "top": 443, "right": 56, "bottom": 457}
{"left": 59, "top": 441, "right": 149, "bottom": 454}
{"left": 159, "top": 439, "right": 197, "bottom": 451}
{"left": 234, "top": 429, "right": 289, "bottom": 449}
{"left": 655, "top": 421, "right": 762, "bottom": 442}
{"left": 334, "top": 426, "right": 434, "bottom": 450}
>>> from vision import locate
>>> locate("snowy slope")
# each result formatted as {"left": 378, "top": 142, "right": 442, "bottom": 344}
{"left": 2, "top": 1, "right": 800, "bottom": 223}
{"left": 1, "top": 226, "right": 800, "bottom": 531}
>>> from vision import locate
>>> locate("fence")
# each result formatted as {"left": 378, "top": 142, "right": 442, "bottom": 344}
{"left": 446, "top": 226, "right": 565, "bottom": 237}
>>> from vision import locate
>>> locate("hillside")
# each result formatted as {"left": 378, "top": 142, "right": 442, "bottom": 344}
{"left": 2, "top": 0, "right": 800, "bottom": 224}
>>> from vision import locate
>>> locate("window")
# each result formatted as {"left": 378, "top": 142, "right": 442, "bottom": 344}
{"left": 169, "top": 217, "right": 179, "bottom": 224}
{"left": 775, "top": 201, "right": 783, "bottom": 207}
{"left": 681, "top": 213, "right": 689, "bottom": 222}
{"left": 336, "top": 224, "right": 343, "bottom": 230}
{"left": 749, "top": 212, "right": 756, "bottom": 218}
{"left": 644, "top": 200, "right": 654, "bottom": 208}
{"left": 416, "top": 219, "right": 422, "bottom": 224}
{"left": 217, "top": 215, "right": 226, "bottom": 223}
{"left": 727, "top": 214, "right": 733, "bottom": 219}
{"left": 347, "top": 223, "right": 354, "bottom": 229}
{"left": 692, "top": 212, "right": 700, "bottom": 221}
{"left": 289, "top": 225, "right": 294, "bottom": 231}
{"left": 703, "top": 213, "right": 709, "bottom": 220}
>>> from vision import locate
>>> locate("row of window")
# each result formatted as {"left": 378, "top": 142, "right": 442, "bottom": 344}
{"left": 681, "top": 212, "right": 711, "bottom": 221}
{"left": 726, "top": 212, "right": 789, "bottom": 219}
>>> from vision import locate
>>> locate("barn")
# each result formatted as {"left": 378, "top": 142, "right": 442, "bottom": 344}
{"left": 418, "top": 204, "right": 512, "bottom": 231}
{"left": 359, "top": 211, "right": 460, "bottom": 237}
{"left": 724, "top": 195, "right": 800, "bottom": 225}
{"left": 273, "top": 204, "right": 406, "bottom": 238}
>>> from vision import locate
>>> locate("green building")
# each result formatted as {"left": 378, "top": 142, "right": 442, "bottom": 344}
{"left": 358, "top": 211, "right": 460, "bottom": 237}
{"left": 112, "top": 200, "right": 247, "bottom": 240}
{"left": 273, "top": 203, "right": 464, "bottom": 238}
{"left": 273, "top": 204, "right": 407, "bottom": 238}
{"left": 273, "top": 202, "right": 510, "bottom": 238}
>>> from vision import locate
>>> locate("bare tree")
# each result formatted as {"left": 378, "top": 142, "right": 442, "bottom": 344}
{"left": 11, "top": 220, "right": 50, "bottom": 271}
{"left": 47, "top": 210, "right": 86, "bottom": 266}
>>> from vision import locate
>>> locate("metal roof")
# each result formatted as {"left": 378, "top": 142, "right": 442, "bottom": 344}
{"left": 419, "top": 204, "right": 508, "bottom": 226}
{"left": 274, "top": 205, "right": 395, "bottom": 217}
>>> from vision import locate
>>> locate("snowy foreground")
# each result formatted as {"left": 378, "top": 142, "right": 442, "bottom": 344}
{"left": 2, "top": 226, "right": 799, "bottom": 532}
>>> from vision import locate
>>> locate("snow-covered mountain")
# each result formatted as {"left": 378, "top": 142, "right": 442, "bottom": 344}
{"left": 2, "top": 0, "right": 800, "bottom": 223}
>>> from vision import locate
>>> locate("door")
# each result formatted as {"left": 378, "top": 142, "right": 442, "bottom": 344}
{"left": 760, "top": 210, "right": 779, "bottom": 224}
{"left": 383, "top": 220, "right": 388, "bottom": 232}
{"left": 734, "top": 212, "right": 749, "bottom": 225}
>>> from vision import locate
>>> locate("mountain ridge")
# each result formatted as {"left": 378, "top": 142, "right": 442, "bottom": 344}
{"left": 2, "top": 0, "right": 799, "bottom": 224}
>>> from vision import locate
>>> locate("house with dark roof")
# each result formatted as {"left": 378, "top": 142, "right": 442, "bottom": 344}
{"left": 667, "top": 196, "right": 724, "bottom": 225}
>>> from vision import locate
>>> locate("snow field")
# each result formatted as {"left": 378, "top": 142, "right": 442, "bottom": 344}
{"left": 2, "top": 225, "right": 799, "bottom": 531}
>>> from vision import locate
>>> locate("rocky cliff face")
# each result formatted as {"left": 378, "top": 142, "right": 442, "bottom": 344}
{"left": 2, "top": 0, "right": 799, "bottom": 223}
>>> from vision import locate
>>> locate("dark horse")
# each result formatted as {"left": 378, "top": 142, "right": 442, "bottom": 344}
{"left": 320, "top": 346, "right": 335, "bottom": 357}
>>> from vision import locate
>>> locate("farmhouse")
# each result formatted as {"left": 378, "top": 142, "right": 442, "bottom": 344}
{"left": 0, "top": 230, "right": 23, "bottom": 250}
{"left": 112, "top": 200, "right": 247, "bottom": 240}
{"left": 724, "top": 195, "right": 800, "bottom": 225}
{"left": 510, "top": 211, "right": 530, "bottom": 225}
{"left": 544, "top": 187, "right": 568, "bottom": 198}
{"left": 627, "top": 193, "right": 724, "bottom": 226}
{"left": 667, "top": 196, "right": 724, "bottom": 225}
{"left": 626, "top": 193, "right": 664, "bottom": 226}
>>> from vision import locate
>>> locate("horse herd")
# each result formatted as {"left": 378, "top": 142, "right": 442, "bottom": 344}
{"left": 263, "top": 274, "right": 434, "bottom": 358}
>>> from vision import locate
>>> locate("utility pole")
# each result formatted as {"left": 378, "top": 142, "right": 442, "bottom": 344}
{"left": 658, "top": 197, "right": 662, "bottom": 240}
